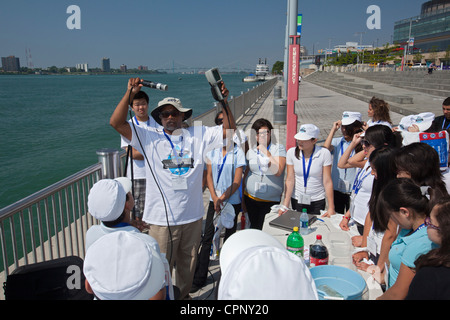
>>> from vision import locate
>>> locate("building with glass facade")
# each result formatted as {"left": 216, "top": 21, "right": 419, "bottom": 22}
{"left": 393, "top": 0, "right": 450, "bottom": 52}
{"left": 1, "top": 56, "right": 21, "bottom": 72}
{"left": 101, "top": 58, "right": 110, "bottom": 72}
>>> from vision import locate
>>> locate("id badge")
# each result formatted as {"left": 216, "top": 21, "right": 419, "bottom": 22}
{"left": 255, "top": 182, "right": 267, "bottom": 193}
{"left": 299, "top": 193, "right": 311, "bottom": 205}
{"left": 172, "top": 175, "right": 188, "bottom": 190}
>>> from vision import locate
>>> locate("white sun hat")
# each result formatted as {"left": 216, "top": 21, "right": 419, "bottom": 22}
{"left": 87, "top": 177, "right": 132, "bottom": 222}
{"left": 218, "top": 229, "right": 318, "bottom": 300}
{"left": 83, "top": 231, "right": 166, "bottom": 300}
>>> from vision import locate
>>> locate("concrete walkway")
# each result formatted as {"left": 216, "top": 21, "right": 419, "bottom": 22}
{"left": 190, "top": 77, "right": 444, "bottom": 300}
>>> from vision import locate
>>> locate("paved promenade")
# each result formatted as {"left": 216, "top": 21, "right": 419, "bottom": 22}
{"left": 191, "top": 77, "right": 445, "bottom": 300}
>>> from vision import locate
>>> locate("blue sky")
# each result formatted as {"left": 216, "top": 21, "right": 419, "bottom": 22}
{"left": 0, "top": 0, "right": 425, "bottom": 71}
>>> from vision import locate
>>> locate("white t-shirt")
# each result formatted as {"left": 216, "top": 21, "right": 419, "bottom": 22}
{"left": 286, "top": 146, "right": 332, "bottom": 202}
{"left": 85, "top": 223, "right": 140, "bottom": 250}
{"left": 245, "top": 143, "right": 287, "bottom": 202}
{"left": 350, "top": 161, "right": 374, "bottom": 225}
{"left": 131, "top": 125, "right": 223, "bottom": 226}
{"left": 121, "top": 116, "right": 161, "bottom": 179}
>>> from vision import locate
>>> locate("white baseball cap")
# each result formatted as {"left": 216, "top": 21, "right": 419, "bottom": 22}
{"left": 219, "top": 202, "right": 236, "bottom": 229}
{"left": 411, "top": 112, "right": 435, "bottom": 132}
{"left": 218, "top": 229, "right": 318, "bottom": 300}
{"left": 397, "top": 115, "right": 415, "bottom": 131}
{"left": 83, "top": 231, "right": 166, "bottom": 300}
{"left": 87, "top": 177, "right": 132, "bottom": 222}
{"left": 341, "top": 111, "right": 362, "bottom": 126}
{"left": 294, "top": 124, "right": 320, "bottom": 141}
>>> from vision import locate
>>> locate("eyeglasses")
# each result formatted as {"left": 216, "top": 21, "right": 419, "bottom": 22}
{"left": 216, "top": 118, "right": 223, "bottom": 125}
{"left": 424, "top": 216, "right": 440, "bottom": 231}
{"left": 258, "top": 130, "right": 270, "bottom": 136}
{"left": 160, "top": 110, "right": 180, "bottom": 118}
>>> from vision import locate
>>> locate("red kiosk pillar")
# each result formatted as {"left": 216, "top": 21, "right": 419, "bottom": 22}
{"left": 286, "top": 35, "right": 300, "bottom": 151}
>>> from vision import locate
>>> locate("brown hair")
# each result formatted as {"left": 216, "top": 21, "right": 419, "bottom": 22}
{"left": 370, "top": 96, "right": 392, "bottom": 124}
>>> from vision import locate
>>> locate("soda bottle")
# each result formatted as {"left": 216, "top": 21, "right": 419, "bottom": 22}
{"left": 286, "top": 227, "right": 304, "bottom": 257}
{"left": 310, "top": 234, "right": 328, "bottom": 267}
{"left": 241, "top": 212, "right": 246, "bottom": 230}
{"left": 300, "top": 208, "right": 309, "bottom": 235}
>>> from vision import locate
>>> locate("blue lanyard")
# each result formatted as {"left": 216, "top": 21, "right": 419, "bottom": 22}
{"left": 302, "top": 146, "right": 315, "bottom": 188}
{"left": 352, "top": 165, "right": 372, "bottom": 195}
{"left": 163, "top": 130, "right": 184, "bottom": 168}
{"left": 216, "top": 153, "right": 228, "bottom": 184}
{"left": 442, "top": 119, "right": 450, "bottom": 130}
{"left": 134, "top": 116, "right": 150, "bottom": 126}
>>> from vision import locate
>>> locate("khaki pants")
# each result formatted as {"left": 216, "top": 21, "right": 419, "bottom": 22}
{"left": 148, "top": 219, "right": 202, "bottom": 300}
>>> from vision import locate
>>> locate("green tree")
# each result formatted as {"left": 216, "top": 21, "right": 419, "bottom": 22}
{"left": 272, "top": 61, "right": 284, "bottom": 74}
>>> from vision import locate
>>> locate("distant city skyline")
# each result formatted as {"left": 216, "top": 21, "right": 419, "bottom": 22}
{"left": 0, "top": 0, "right": 427, "bottom": 70}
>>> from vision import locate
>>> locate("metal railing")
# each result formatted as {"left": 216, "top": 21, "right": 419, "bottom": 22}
{"left": 0, "top": 77, "right": 278, "bottom": 290}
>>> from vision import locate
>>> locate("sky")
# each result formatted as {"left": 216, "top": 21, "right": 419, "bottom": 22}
{"left": 0, "top": 0, "right": 426, "bottom": 71}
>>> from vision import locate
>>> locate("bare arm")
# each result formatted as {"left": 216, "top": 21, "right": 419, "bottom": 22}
{"left": 321, "top": 165, "right": 335, "bottom": 217}
{"left": 279, "top": 164, "right": 295, "bottom": 215}
{"left": 323, "top": 121, "right": 341, "bottom": 152}
{"left": 123, "top": 146, "right": 144, "bottom": 161}
{"left": 218, "top": 82, "right": 236, "bottom": 132}
{"left": 377, "top": 263, "right": 416, "bottom": 300}
{"left": 337, "top": 132, "right": 364, "bottom": 169}
{"left": 110, "top": 78, "right": 143, "bottom": 141}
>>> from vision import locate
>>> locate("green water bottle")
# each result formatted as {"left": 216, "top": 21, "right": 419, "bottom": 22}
{"left": 286, "top": 227, "right": 304, "bottom": 257}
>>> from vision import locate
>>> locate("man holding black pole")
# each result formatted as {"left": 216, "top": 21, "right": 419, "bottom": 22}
{"left": 110, "top": 77, "right": 235, "bottom": 299}
{"left": 120, "top": 91, "right": 161, "bottom": 224}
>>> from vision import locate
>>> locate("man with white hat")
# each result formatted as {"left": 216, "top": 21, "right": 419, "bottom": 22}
{"left": 85, "top": 177, "right": 141, "bottom": 249}
{"left": 324, "top": 112, "right": 364, "bottom": 214}
{"left": 86, "top": 177, "right": 144, "bottom": 249}
{"left": 86, "top": 177, "right": 176, "bottom": 300}
{"left": 110, "top": 77, "right": 236, "bottom": 299}
{"left": 84, "top": 231, "right": 166, "bottom": 300}
{"left": 218, "top": 229, "right": 318, "bottom": 300}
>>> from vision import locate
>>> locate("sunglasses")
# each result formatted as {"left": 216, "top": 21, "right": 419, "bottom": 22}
{"left": 160, "top": 110, "right": 180, "bottom": 119}
{"left": 424, "top": 216, "right": 440, "bottom": 231}
{"left": 216, "top": 118, "right": 223, "bottom": 125}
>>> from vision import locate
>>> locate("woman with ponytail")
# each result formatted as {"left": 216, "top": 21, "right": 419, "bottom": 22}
{"left": 376, "top": 178, "right": 438, "bottom": 300}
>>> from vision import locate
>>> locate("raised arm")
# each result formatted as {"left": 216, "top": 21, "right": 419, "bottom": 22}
{"left": 110, "top": 78, "right": 143, "bottom": 141}
{"left": 323, "top": 121, "right": 341, "bottom": 152}
{"left": 218, "top": 82, "right": 236, "bottom": 132}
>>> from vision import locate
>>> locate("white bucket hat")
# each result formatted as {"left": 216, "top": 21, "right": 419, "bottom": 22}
{"left": 87, "top": 177, "right": 132, "bottom": 222}
{"left": 83, "top": 231, "right": 166, "bottom": 300}
{"left": 218, "top": 229, "right": 318, "bottom": 300}
{"left": 151, "top": 97, "right": 193, "bottom": 125}
{"left": 341, "top": 111, "right": 362, "bottom": 126}
{"left": 294, "top": 124, "right": 320, "bottom": 141}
